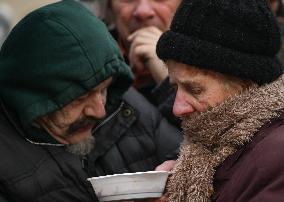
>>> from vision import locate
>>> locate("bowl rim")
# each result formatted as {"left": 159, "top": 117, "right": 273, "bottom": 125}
{"left": 87, "top": 170, "right": 169, "bottom": 181}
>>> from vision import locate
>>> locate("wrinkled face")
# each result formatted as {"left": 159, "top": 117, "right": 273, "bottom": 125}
{"left": 167, "top": 60, "right": 246, "bottom": 118}
{"left": 110, "top": 0, "right": 181, "bottom": 48}
{"left": 37, "top": 77, "right": 112, "bottom": 145}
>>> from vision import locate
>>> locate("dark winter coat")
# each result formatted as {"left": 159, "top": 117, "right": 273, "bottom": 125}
{"left": 0, "top": 102, "right": 98, "bottom": 202}
{"left": 212, "top": 112, "right": 284, "bottom": 202}
{"left": 88, "top": 87, "right": 183, "bottom": 176}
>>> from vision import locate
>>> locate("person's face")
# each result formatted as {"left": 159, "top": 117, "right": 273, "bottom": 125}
{"left": 110, "top": 0, "right": 181, "bottom": 47}
{"left": 37, "top": 77, "right": 112, "bottom": 145}
{"left": 167, "top": 61, "right": 245, "bottom": 118}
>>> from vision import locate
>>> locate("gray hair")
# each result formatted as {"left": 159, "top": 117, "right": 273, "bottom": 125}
{"left": 66, "top": 135, "right": 95, "bottom": 156}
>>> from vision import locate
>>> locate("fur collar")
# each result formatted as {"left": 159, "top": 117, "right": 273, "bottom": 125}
{"left": 167, "top": 75, "right": 284, "bottom": 202}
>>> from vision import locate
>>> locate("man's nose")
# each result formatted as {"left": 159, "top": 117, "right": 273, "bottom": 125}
{"left": 173, "top": 90, "right": 195, "bottom": 117}
{"left": 83, "top": 93, "right": 106, "bottom": 119}
{"left": 133, "top": 0, "right": 155, "bottom": 21}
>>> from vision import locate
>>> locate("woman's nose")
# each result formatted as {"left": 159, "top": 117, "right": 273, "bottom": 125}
{"left": 173, "top": 90, "right": 195, "bottom": 117}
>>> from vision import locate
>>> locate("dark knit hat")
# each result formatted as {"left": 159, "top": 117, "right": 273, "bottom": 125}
{"left": 156, "top": 0, "right": 284, "bottom": 85}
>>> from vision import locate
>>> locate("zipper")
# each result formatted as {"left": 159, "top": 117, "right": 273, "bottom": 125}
{"left": 92, "top": 101, "right": 124, "bottom": 133}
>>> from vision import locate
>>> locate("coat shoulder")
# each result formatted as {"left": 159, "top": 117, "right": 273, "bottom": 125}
{"left": 253, "top": 117, "right": 284, "bottom": 165}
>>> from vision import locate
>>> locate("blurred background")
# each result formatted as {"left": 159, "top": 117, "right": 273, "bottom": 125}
{"left": 0, "top": 0, "right": 59, "bottom": 26}
{"left": 0, "top": 0, "right": 59, "bottom": 45}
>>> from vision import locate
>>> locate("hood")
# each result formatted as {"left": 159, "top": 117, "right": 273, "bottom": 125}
{"left": 0, "top": 0, "right": 133, "bottom": 143}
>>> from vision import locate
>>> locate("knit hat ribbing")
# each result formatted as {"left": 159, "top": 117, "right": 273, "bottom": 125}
{"left": 156, "top": 0, "right": 283, "bottom": 85}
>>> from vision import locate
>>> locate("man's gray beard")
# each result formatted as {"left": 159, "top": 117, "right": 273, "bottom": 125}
{"left": 66, "top": 135, "right": 95, "bottom": 156}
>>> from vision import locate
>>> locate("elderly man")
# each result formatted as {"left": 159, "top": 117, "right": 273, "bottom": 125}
{"left": 92, "top": 0, "right": 182, "bottom": 127}
{"left": 155, "top": 0, "right": 284, "bottom": 201}
{"left": 0, "top": 1, "right": 181, "bottom": 201}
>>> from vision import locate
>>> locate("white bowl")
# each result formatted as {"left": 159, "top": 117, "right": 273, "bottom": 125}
{"left": 87, "top": 171, "right": 169, "bottom": 201}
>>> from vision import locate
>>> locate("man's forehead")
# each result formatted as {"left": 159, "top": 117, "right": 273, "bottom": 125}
{"left": 93, "top": 77, "right": 113, "bottom": 90}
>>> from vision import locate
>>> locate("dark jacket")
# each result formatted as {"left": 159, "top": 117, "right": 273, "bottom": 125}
{"left": 88, "top": 87, "right": 183, "bottom": 176}
{"left": 213, "top": 113, "right": 284, "bottom": 202}
{"left": 0, "top": 103, "right": 98, "bottom": 202}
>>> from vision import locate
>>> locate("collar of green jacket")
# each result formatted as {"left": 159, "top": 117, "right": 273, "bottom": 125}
{"left": 0, "top": 0, "right": 133, "bottom": 144}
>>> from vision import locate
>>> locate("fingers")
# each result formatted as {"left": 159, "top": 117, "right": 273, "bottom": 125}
{"left": 128, "top": 26, "right": 162, "bottom": 41}
{"left": 127, "top": 26, "right": 168, "bottom": 83}
{"left": 127, "top": 26, "right": 162, "bottom": 55}
{"left": 155, "top": 160, "right": 176, "bottom": 172}
{"left": 130, "top": 44, "right": 154, "bottom": 61}
{"left": 146, "top": 196, "right": 168, "bottom": 202}
{"left": 128, "top": 43, "right": 148, "bottom": 71}
{"left": 128, "top": 27, "right": 162, "bottom": 70}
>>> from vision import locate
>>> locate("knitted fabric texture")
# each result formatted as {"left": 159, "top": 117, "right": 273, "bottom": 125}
{"left": 166, "top": 74, "right": 284, "bottom": 201}
{"left": 156, "top": 0, "right": 283, "bottom": 85}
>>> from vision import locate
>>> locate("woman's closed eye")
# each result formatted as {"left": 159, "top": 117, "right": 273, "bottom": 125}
{"left": 185, "top": 84, "right": 204, "bottom": 96}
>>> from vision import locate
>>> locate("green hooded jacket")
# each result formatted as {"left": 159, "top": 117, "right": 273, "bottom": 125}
{"left": 0, "top": 0, "right": 133, "bottom": 144}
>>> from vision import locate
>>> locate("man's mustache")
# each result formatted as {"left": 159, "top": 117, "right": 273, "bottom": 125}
{"left": 66, "top": 117, "right": 103, "bottom": 135}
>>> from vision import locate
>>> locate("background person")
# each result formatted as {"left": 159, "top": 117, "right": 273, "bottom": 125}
{"left": 92, "top": 0, "right": 182, "bottom": 128}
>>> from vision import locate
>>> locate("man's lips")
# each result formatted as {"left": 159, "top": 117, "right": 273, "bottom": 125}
{"left": 72, "top": 123, "right": 94, "bottom": 134}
